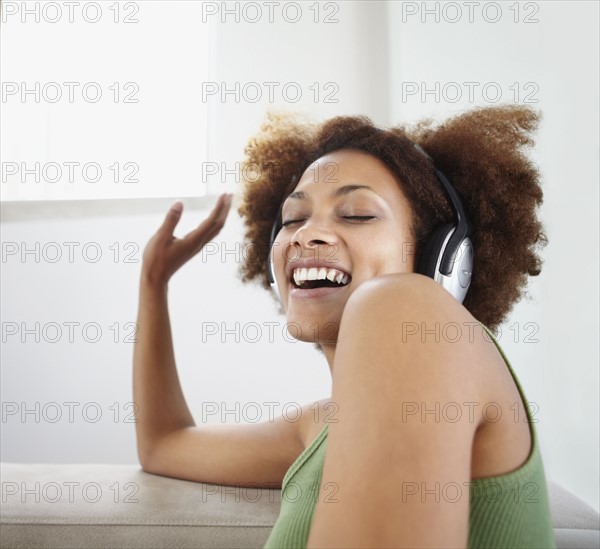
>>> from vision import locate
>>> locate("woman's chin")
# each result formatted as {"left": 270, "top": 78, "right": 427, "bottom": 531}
{"left": 283, "top": 314, "right": 340, "bottom": 345}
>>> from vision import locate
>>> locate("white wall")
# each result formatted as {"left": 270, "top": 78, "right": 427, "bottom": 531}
{"left": 1, "top": 0, "right": 598, "bottom": 513}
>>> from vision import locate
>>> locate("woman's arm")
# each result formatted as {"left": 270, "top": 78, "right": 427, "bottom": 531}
{"left": 132, "top": 196, "right": 305, "bottom": 488}
{"left": 132, "top": 276, "right": 194, "bottom": 465}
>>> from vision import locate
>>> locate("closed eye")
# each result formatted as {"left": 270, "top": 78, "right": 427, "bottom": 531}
{"left": 281, "top": 219, "right": 305, "bottom": 227}
{"left": 281, "top": 216, "right": 375, "bottom": 227}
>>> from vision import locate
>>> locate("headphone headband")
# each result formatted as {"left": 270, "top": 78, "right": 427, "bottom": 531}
{"left": 411, "top": 143, "right": 473, "bottom": 276}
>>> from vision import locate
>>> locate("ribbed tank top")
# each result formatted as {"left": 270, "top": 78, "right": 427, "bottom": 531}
{"left": 264, "top": 323, "right": 556, "bottom": 549}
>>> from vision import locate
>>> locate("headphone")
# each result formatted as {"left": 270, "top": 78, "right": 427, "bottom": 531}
{"left": 267, "top": 144, "right": 474, "bottom": 304}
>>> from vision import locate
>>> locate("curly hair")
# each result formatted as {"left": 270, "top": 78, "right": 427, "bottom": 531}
{"left": 236, "top": 105, "right": 547, "bottom": 332}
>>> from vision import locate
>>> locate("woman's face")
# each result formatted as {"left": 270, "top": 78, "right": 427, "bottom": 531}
{"left": 271, "top": 148, "right": 417, "bottom": 345}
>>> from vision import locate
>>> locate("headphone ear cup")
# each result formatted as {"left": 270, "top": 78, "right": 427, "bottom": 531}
{"left": 417, "top": 223, "right": 455, "bottom": 278}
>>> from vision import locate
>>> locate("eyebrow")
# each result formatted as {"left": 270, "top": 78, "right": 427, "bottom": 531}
{"left": 285, "top": 184, "right": 381, "bottom": 202}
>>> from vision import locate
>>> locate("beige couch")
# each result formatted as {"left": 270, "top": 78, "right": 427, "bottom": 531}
{"left": 1, "top": 463, "right": 598, "bottom": 549}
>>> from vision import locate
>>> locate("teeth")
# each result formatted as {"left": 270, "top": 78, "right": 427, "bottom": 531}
{"left": 292, "top": 267, "right": 350, "bottom": 287}
{"left": 292, "top": 268, "right": 306, "bottom": 287}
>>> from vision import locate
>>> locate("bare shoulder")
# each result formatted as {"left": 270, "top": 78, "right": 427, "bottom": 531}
{"left": 337, "top": 272, "right": 507, "bottom": 426}
{"left": 347, "top": 272, "right": 460, "bottom": 312}
{"left": 345, "top": 272, "right": 526, "bottom": 401}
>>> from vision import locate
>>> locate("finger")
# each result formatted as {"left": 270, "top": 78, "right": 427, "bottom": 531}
{"left": 188, "top": 209, "right": 232, "bottom": 254}
{"left": 184, "top": 194, "right": 232, "bottom": 244}
{"left": 206, "top": 193, "right": 232, "bottom": 222}
{"left": 210, "top": 193, "right": 233, "bottom": 226}
{"left": 158, "top": 201, "right": 184, "bottom": 238}
{"left": 178, "top": 196, "right": 232, "bottom": 257}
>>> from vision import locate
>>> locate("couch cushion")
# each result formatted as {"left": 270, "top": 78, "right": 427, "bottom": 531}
{"left": 547, "top": 481, "right": 600, "bottom": 530}
{"left": 1, "top": 463, "right": 598, "bottom": 549}
{"left": 1, "top": 463, "right": 281, "bottom": 549}
{"left": 547, "top": 481, "right": 600, "bottom": 549}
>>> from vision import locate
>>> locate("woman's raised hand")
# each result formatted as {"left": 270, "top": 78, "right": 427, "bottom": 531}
{"left": 141, "top": 193, "right": 233, "bottom": 287}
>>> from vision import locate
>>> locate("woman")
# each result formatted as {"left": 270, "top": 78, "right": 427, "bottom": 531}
{"left": 133, "top": 105, "right": 556, "bottom": 548}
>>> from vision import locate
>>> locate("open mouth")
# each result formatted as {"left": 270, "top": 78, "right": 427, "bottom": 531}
{"left": 291, "top": 267, "right": 351, "bottom": 290}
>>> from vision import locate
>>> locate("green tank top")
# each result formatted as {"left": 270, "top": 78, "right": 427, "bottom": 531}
{"left": 264, "top": 323, "right": 556, "bottom": 549}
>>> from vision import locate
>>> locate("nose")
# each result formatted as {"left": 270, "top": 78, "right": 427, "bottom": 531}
{"left": 290, "top": 218, "right": 336, "bottom": 248}
{"left": 286, "top": 220, "right": 338, "bottom": 262}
